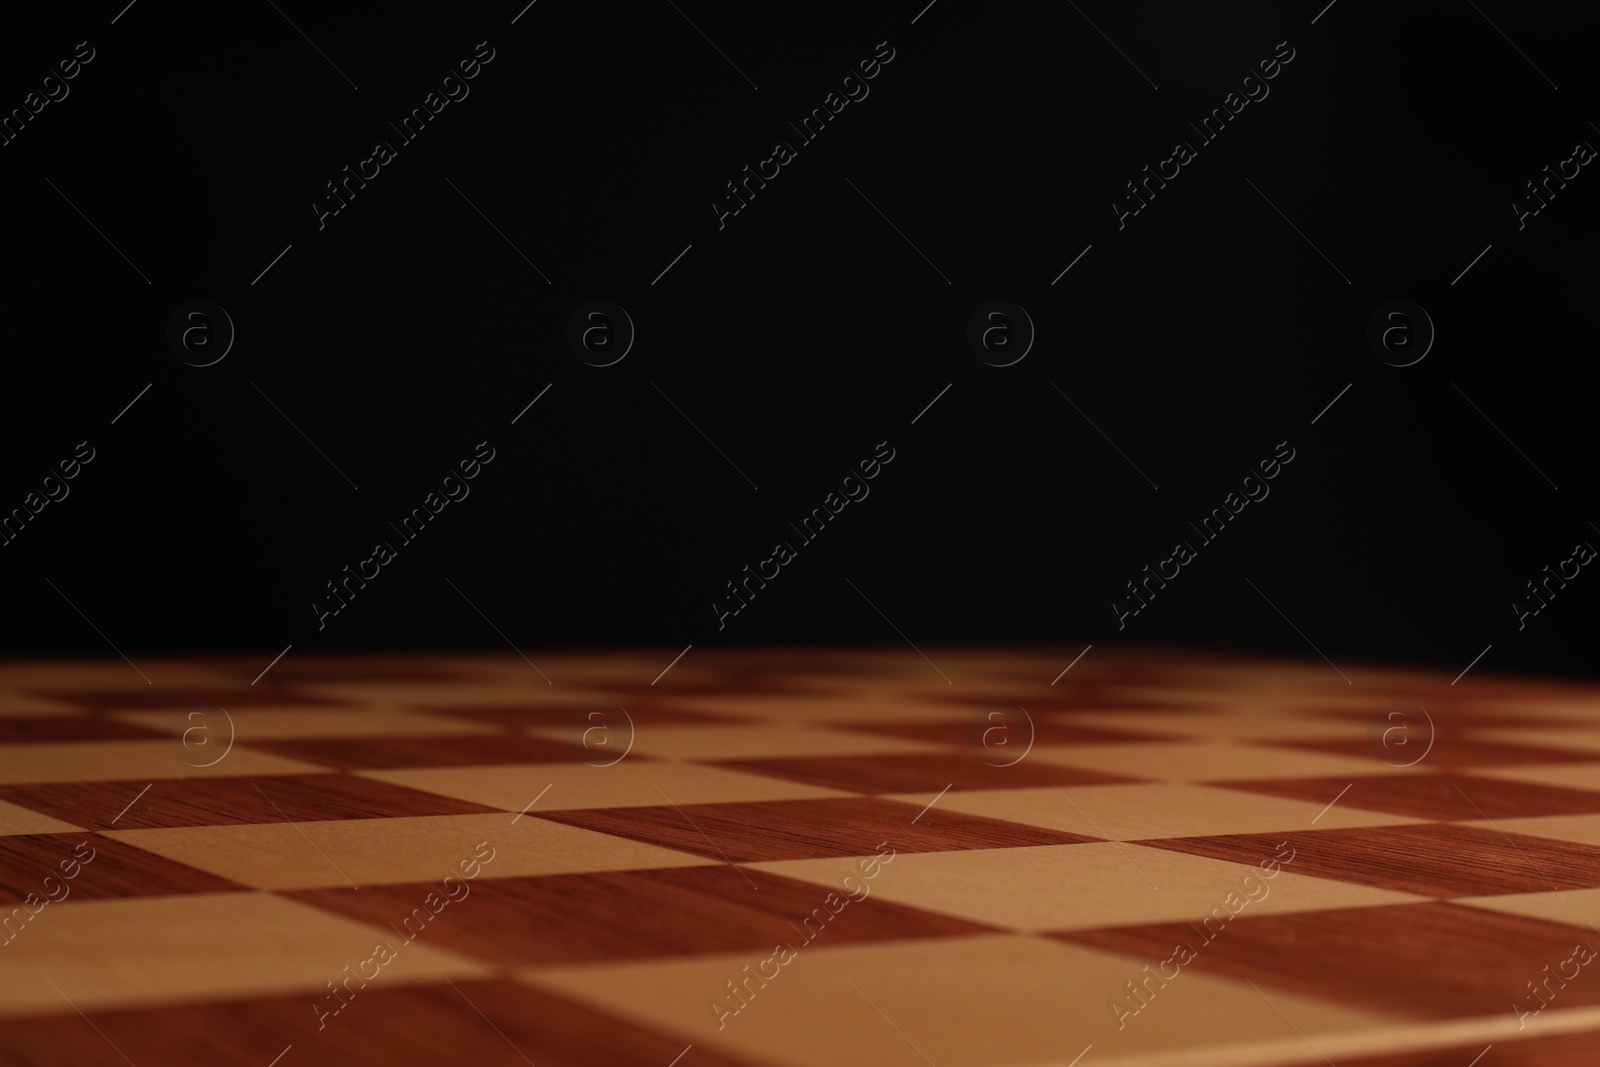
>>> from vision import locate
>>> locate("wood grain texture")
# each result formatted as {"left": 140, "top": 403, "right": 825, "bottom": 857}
{"left": 427, "top": 704, "right": 737, "bottom": 730}
{"left": 829, "top": 718, "right": 1188, "bottom": 745}
{"left": 1059, "top": 902, "right": 1600, "bottom": 1021}
{"left": 710, "top": 752, "right": 1144, "bottom": 793}
{"left": 540, "top": 795, "right": 1099, "bottom": 862}
{"left": 0, "top": 979, "right": 758, "bottom": 1067}
{"left": 2, "top": 647, "right": 1600, "bottom": 1067}
{"left": 0, "top": 833, "right": 243, "bottom": 902}
{"left": 1143, "top": 825, "right": 1600, "bottom": 896}
{"left": 238, "top": 733, "right": 590, "bottom": 769}
{"left": 288, "top": 864, "right": 996, "bottom": 966}
{"left": 0, "top": 775, "right": 505, "bottom": 830}
{"left": 1221, "top": 773, "right": 1600, "bottom": 820}
{"left": 1264, "top": 735, "right": 1596, "bottom": 768}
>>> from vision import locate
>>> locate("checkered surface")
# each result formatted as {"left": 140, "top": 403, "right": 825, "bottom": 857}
{"left": 5, "top": 648, "right": 1600, "bottom": 1066}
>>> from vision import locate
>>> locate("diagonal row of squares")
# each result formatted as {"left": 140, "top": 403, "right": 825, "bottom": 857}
{"left": 4, "top": 651, "right": 1600, "bottom": 1065}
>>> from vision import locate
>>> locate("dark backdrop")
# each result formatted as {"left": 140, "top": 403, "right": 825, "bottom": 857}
{"left": 2, "top": 1, "right": 1596, "bottom": 679}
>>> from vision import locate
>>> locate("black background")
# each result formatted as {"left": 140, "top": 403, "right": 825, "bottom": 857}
{"left": 2, "top": 1, "right": 1596, "bottom": 678}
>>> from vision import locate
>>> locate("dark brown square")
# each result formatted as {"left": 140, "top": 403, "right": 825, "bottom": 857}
{"left": 0, "top": 979, "right": 762, "bottom": 1067}
{"left": 711, "top": 752, "right": 1142, "bottom": 794}
{"left": 832, "top": 719, "right": 1183, "bottom": 746}
{"left": 34, "top": 690, "right": 347, "bottom": 711}
{"left": 0, "top": 717, "right": 164, "bottom": 743}
{"left": 1282, "top": 1028, "right": 1600, "bottom": 1066}
{"left": 238, "top": 734, "right": 590, "bottom": 770}
{"left": 287, "top": 864, "right": 996, "bottom": 967}
{"left": 1265, "top": 735, "right": 1595, "bottom": 769}
{"left": 540, "top": 796, "right": 1098, "bottom": 862}
{"left": 0, "top": 833, "right": 243, "bottom": 903}
{"left": 1057, "top": 902, "right": 1600, "bottom": 1022}
{"left": 1141, "top": 824, "right": 1600, "bottom": 897}
{"left": 0, "top": 775, "right": 503, "bottom": 831}
{"left": 1219, "top": 775, "right": 1600, "bottom": 821}
{"left": 428, "top": 703, "right": 738, "bottom": 730}
{"left": 926, "top": 691, "right": 1214, "bottom": 714}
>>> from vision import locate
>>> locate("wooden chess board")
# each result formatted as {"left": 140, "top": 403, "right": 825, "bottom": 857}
{"left": 4, "top": 646, "right": 1600, "bottom": 1066}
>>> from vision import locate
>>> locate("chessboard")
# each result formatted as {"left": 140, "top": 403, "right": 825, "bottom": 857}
{"left": 5, "top": 646, "right": 1600, "bottom": 1066}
